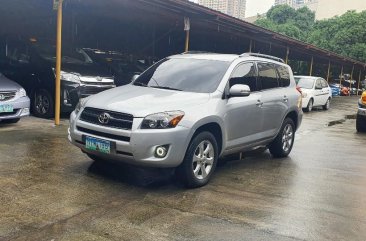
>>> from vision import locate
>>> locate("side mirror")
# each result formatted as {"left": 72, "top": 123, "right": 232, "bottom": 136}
{"left": 229, "top": 84, "right": 251, "bottom": 97}
{"left": 131, "top": 74, "right": 140, "bottom": 82}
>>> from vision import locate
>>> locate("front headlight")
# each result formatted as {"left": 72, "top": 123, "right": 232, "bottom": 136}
{"left": 75, "top": 98, "right": 88, "bottom": 114}
{"left": 17, "top": 88, "right": 27, "bottom": 98}
{"left": 61, "top": 71, "right": 81, "bottom": 83}
{"left": 141, "top": 111, "right": 185, "bottom": 129}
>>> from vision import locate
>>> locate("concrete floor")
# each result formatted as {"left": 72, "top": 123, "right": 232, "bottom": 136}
{"left": 1, "top": 96, "right": 365, "bottom": 241}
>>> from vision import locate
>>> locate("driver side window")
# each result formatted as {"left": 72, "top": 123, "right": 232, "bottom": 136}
{"left": 229, "top": 62, "right": 258, "bottom": 91}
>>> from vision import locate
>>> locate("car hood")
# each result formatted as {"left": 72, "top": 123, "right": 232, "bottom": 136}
{"left": 0, "top": 74, "right": 22, "bottom": 91}
{"left": 84, "top": 85, "right": 210, "bottom": 117}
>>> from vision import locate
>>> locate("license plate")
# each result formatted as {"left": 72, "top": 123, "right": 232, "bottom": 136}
{"left": 0, "top": 104, "right": 13, "bottom": 113}
{"left": 85, "top": 136, "right": 111, "bottom": 154}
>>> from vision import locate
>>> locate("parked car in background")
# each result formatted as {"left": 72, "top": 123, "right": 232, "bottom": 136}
{"left": 295, "top": 76, "right": 332, "bottom": 112}
{"left": 0, "top": 37, "right": 115, "bottom": 118}
{"left": 83, "top": 49, "right": 154, "bottom": 86}
{"left": 69, "top": 52, "right": 303, "bottom": 188}
{"left": 356, "top": 91, "right": 366, "bottom": 132}
{"left": 329, "top": 83, "right": 340, "bottom": 96}
{"left": 0, "top": 73, "right": 30, "bottom": 123}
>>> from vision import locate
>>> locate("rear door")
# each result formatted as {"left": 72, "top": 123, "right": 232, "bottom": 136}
{"left": 257, "top": 62, "right": 288, "bottom": 139}
{"left": 320, "top": 78, "right": 331, "bottom": 104}
{"left": 313, "top": 79, "right": 324, "bottom": 106}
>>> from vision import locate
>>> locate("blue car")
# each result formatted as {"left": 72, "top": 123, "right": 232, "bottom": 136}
{"left": 329, "top": 84, "right": 340, "bottom": 97}
{"left": 0, "top": 73, "right": 30, "bottom": 123}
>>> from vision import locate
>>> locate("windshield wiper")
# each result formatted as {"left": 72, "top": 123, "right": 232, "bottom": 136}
{"left": 150, "top": 86, "right": 183, "bottom": 91}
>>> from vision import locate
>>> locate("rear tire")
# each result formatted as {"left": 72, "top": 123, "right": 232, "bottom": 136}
{"left": 32, "top": 89, "right": 54, "bottom": 118}
{"left": 1, "top": 118, "right": 20, "bottom": 124}
{"left": 269, "top": 118, "right": 295, "bottom": 158}
{"left": 177, "top": 131, "right": 218, "bottom": 188}
{"left": 323, "top": 98, "right": 330, "bottom": 110}
{"left": 304, "top": 99, "right": 313, "bottom": 112}
{"left": 356, "top": 115, "right": 366, "bottom": 132}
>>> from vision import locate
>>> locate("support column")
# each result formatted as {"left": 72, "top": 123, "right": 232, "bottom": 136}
{"left": 357, "top": 69, "right": 362, "bottom": 96}
{"left": 184, "top": 17, "right": 190, "bottom": 52}
{"left": 339, "top": 66, "right": 344, "bottom": 87}
{"left": 350, "top": 65, "right": 354, "bottom": 96}
{"left": 285, "top": 47, "right": 289, "bottom": 64}
{"left": 326, "top": 60, "right": 331, "bottom": 82}
{"left": 55, "top": 0, "right": 63, "bottom": 126}
{"left": 309, "top": 56, "right": 314, "bottom": 76}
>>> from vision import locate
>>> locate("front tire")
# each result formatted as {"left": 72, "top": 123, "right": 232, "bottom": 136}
{"left": 32, "top": 89, "right": 54, "bottom": 118}
{"left": 269, "top": 118, "right": 295, "bottom": 158}
{"left": 356, "top": 115, "right": 366, "bottom": 132}
{"left": 177, "top": 132, "right": 218, "bottom": 188}
{"left": 323, "top": 98, "right": 330, "bottom": 110}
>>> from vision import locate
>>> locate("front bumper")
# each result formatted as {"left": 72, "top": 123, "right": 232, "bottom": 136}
{"left": 68, "top": 111, "right": 191, "bottom": 168}
{"left": 0, "top": 96, "right": 30, "bottom": 120}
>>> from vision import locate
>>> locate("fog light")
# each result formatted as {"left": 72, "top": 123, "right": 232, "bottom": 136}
{"left": 155, "top": 146, "right": 168, "bottom": 158}
{"left": 22, "top": 108, "right": 30, "bottom": 116}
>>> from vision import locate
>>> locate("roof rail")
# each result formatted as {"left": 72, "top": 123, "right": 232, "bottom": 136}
{"left": 181, "top": 51, "right": 215, "bottom": 54}
{"left": 240, "top": 53, "right": 285, "bottom": 63}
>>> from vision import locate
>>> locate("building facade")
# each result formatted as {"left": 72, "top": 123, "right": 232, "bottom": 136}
{"left": 198, "top": 0, "right": 246, "bottom": 20}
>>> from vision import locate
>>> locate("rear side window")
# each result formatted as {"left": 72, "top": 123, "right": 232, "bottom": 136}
{"left": 258, "top": 62, "right": 279, "bottom": 90}
{"left": 315, "top": 79, "right": 323, "bottom": 89}
{"left": 229, "top": 62, "right": 258, "bottom": 91}
{"left": 320, "top": 79, "right": 328, "bottom": 88}
{"left": 277, "top": 65, "right": 291, "bottom": 87}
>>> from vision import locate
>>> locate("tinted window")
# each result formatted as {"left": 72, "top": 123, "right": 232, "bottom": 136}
{"left": 277, "top": 65, "right": 290, "bottom": 87}
{"left": 258, "top": 62, "right": 279, "bottom": 90}
{"left": 229, "top": 62, "right": 258, "bottom": 91}
{"left": 134, "top": 58, "right": 231, "bottom": 93}
{"left": 321, "top": 79, "right": 329, "bottom": 88}
{"left": 6, "top": 42, "right": 30, "bottom": 64}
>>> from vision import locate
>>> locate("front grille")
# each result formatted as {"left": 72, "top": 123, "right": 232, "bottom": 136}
{"left": 0, "top": 109, "right": 18, "bottom": 117}
{"left": 80, "top": 107, "right": 133, "bottom": 130}
{"left": 0, "top": 91, "right": 16, "bottom": 102}
{"left": 80, "top": 85, "right": 114, "bottom": 97}
{"left": 77, "top": 126, "right": 130, "bottom": 142}
{"left": 81, "top": 81, "right": 114, "bottom": 86}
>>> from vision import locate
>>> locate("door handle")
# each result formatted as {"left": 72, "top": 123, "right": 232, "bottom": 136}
{"left": 256, "top": 100, "right": 263, "bottom": 107}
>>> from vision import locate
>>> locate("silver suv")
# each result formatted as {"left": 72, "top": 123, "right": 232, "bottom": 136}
{"left": 69, "top": 53, "right": 303, "bottom": 187}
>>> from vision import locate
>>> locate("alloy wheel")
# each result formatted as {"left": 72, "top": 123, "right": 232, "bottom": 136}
{"left": 192, "top": 140, "right": 215, "bottom": 180}
{"left": 282, "top": 124, "right": 294, "bottom": 153}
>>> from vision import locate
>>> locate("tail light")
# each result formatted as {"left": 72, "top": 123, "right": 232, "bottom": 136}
{"left": 296, "top": 86, "right": 302, "bottom": 94}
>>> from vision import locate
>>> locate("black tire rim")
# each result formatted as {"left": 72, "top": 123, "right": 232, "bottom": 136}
{"left": 35, "top": 92, "right": 50, "bottom": 115}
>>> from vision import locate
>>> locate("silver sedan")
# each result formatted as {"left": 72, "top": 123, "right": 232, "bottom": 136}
{"left": 0, "top": 73, "right": 30, "bottom": 123}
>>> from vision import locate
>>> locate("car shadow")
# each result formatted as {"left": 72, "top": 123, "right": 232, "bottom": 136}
{"left": 87, "top": 160, "right": 178, "bottom": 188}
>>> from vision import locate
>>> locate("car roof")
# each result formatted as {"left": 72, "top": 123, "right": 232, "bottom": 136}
{"left": 170, "top": 53, "right": 288, "bottom": 65}
{"left": 294, "top": 76, "right": 321, "bottom": 80}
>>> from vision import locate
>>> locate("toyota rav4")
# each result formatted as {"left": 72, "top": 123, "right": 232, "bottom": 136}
{"left": 68, "top": 52, "right": 303, "bottom": 188}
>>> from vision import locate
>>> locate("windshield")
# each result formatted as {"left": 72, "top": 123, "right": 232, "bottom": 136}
{"left": 295, "top": 77, "right": 315, "bottom": 89}
{"left": 133, "top": 58, "right": 231, "bottom": 93}
{"left": 32, "top": 43, "right": 93, "bottom": 64}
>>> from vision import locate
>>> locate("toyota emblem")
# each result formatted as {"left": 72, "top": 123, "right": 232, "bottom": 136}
{"left": 0, "top": 94, "right": 4, "bottom": 101}
{"left": 98, "top": 113, "right": 111, "bottom": 124}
